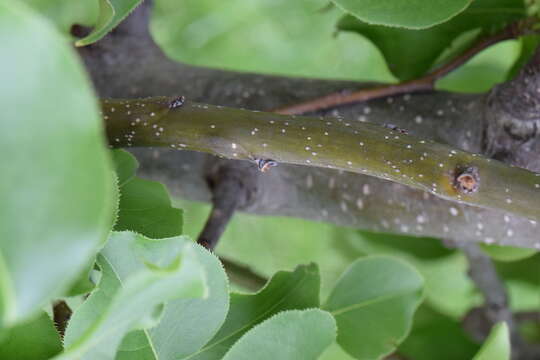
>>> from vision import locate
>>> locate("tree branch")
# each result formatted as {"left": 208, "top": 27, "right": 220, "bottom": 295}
{"left": 104, "top": 97, "right": 540, "bottom": 224}
{"left": 79, "top": 1, "right": 540, "bottom": 249}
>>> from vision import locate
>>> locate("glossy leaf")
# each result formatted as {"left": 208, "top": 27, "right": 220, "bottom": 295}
{"left": 0, "top": 1, "right": 115, "bottom": 326}
{"left": 76, "top": 0, "right": 143, "bottom": 46}
{"left": 190, "top": 263, "right": 320, "bottom": 360}
{"left": 323, "top": 256, "right": 424, "bottom": 359}
{"left": 473, "top": 322, "right": 510, "bottom": 360}
{"left": 331, "top": 0, "right": 472, "bottom": 29}
{"left": 112, "top": 150, "right": 183, "bottom": 238}
{"left": 117, "top": 240, "right": 230, "bottom": 359}
{"left": 338, "top": 0, "right": 525, "bottom": 80}
{"left": 0, "top": 311, "right": 62, "bottom": 360}
{"left": 222, "top": 309, "right": 336, "bottom": 360}
{"left": 60, "top": 232, "right": 206, "bottom": 360}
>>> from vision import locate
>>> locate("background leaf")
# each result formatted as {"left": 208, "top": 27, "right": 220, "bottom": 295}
{"left": 111, "top": 149, "right": 138, "bottom": 186}
{"left": 76, "top": 0, "right": 143, "bottom": 46}
{"left": 0, "top": 311, "right": 62, "bottom": 360}
{"left": 472, "top": 322, "right": 510, "bottom": 360}
{"left": 337, "top": 0, "right": 526, "bottom": 80}
{"left": 481, "top": 244, "right": 537, "bottom": 262}
{"left": 331, "top": 0, "right": 473, "bottom": 29}
{"left": 506, "top": 34, "right": 540, "bottom": 80}
{"left": 20, "top": 0, "right": 98, "bottom": 34}
{"left": 398, "top": 305, "right": 479, "bottom": 360}
{"left": 0, "top": 1, "right": 115, "bottom": 326}
{"left": 61, "top": 232, "right": 207, "bottom": 360}
{"left": 190, "top": 263, "right": 321, "bottom": 360}
{"left": 222, "top": 309, "right": 336, "bottom": 360}
{"left": 323, "top": 256, "right": 424, "bottom": 359}
{"left": 112, "top": 150, "right": 183, "bottom": 238}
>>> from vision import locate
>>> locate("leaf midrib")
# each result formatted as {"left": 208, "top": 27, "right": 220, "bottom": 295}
{"left": 327, "top": 288, "right": 417, "bottom": 316}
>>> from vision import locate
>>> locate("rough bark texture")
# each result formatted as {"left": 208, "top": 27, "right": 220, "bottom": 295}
{"left": 78, "top": 2, "right": 540, "bottom": 249}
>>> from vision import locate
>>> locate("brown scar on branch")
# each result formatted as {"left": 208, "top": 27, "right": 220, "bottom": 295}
{"left": 453, "top": 166, "right": 480, "bottom": 194}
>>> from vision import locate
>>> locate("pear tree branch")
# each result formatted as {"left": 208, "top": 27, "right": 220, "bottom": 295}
{"left": 103, "top": 97, "right": 540, "bottom": 224}
{"left": 79, "top": 1, "right": 540, "bottom": 249}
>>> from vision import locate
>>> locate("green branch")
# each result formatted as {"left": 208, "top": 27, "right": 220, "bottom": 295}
{"left": 103, "top": 97, "right": 540, "bottom": 221}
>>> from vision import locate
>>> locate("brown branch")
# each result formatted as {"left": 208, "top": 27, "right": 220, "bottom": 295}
{"left": 275, "top": 21, "right": 527, "bottom": 115}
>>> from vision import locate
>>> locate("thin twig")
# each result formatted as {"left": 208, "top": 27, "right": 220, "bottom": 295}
{"left": 197, "top": 161, "right": 258, "bottom": 251}
{"left": 274, "top": 21, "right": 527, "bottom": 115}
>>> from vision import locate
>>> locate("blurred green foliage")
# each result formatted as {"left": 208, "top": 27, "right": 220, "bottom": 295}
{"left": 152, "top": 0, "right": 520, "bottom": 92}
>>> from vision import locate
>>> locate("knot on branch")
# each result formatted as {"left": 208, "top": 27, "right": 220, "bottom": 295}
{"left": 453, "top": 166, "right": 480, "bottom": 194}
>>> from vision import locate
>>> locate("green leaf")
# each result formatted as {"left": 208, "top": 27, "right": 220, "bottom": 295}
{"left": 337, "top": 0, "right": 525, "bottom": 80}
{"left": 496, "top": 253, "right": 540, "bottom": 286}
{"left": 331, "top": 0, "right": 473, "bottom": 29}
{"left": 60, "top": 232, "right": 207, "bottom": 360}
{"left": 19, "top": 0, "right": 99, "bottom": 34}
{"left": 65, "top": 260, "right": 98, "bottom": 297}
{"left": 115, "top": 176, "right": 183, "bottom": 238}
{"left": 473, "top": 322, "right": 510, "bottom": 360}
{"left": 399, "top": 305, "right": 479, "bottom": 360}
{"left": 111, "top": 149, "right": 138, "bottom": 186}
{"left": 356, "top": 231, "right": 454, "bottom": 259}
{"left": 0, "top": 310, "right": 62, "bottom": 360}
{"left": 76, "top": 0, "right": 143, "bottom": 46}
{"left": 190, "top": 263, "right": 320, "bottom": 360}
{"left": 117, "top": 241, "right": 229, "bottom": 359}
{"left": 0, "top": 1, "right": 115, "bottom": 326}
{"left": 507, "top": 34, "right": 540, "bottom": 80}
{"left": 481, "top": 244, "right": 537, "bottom": 262}
{"left": 112, "top": 150, "right": 183, "bottom": 238}
{"left": 323, "top": 256, "right": 424, "bottom": 360}
{"left": 222, "top": 309, "right": 336, "bottom": 360}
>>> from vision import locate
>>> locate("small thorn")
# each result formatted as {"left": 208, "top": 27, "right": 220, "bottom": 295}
{"left": 169, "top": 96, "right": 185, "bottom": 109}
